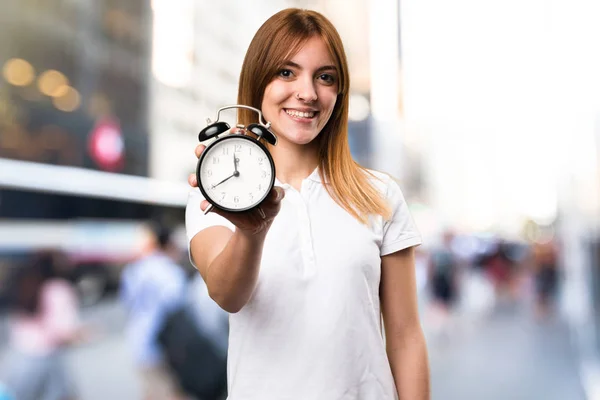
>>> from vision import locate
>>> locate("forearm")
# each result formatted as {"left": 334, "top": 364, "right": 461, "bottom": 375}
{"left": 387, "top": 327, "right": 430, "bottom": 400}
{"left": 205, "top": 229, "right": 267, "bottom": 313}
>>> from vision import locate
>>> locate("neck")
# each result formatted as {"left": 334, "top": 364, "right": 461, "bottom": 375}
{"left": 270, "top": 139, "right": 319, "bottom": 191}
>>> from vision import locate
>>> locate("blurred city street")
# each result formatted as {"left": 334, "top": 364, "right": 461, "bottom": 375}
{"left": 426, "top": 306, "right": 585, "bottom": 400}
{"left": 0, "top": 291, "right": 586, "bottom": 400}
{"left": 1, "top": 0, "right": 600, "bottom": 399}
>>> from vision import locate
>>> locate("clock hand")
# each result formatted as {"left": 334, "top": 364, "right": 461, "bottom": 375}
{"left": 211, "top": 170, "right": 240, "bottom": 189}
{"left": 211, "top": 174, "right": 235, "bottom": 189}
{"left": 233, "top": 153, "right": 238, "bottom": 174}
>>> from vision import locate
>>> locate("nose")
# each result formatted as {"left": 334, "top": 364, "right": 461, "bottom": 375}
{"left": 295, "top": 77, "right": 318, "bottom": 103}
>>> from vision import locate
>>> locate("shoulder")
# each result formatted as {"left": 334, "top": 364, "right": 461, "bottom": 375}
{"left": 122, "top": 258, "right": 144, "bottom": 278}
{"left": 363, "top": 169, "right": 404, "bottom": 200}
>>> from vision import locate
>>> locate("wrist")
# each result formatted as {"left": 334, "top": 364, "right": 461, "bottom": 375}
{"left": 235, "top": 225, "right": 269, "bottom": 242}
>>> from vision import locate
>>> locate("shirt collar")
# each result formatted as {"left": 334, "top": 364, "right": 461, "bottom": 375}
{"left": 275, "top": 166, "right": 322, "bottom": 187}
{"left": 308, "top": 167, "right": 321, "bottom": 182}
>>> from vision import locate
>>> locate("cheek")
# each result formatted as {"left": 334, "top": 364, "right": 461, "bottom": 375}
{"left": 262, "top": 84, "right": 288, "bottom": 114}
{"left": 319, "top": 93, "right": 338, "bottom": 121}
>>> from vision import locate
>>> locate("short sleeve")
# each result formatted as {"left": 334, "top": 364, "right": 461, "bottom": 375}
{"left": 380, "top": 177, "right": 422, "bottom": 256}
{"left": 185, "top": 188, "right": 235, "bottom": 244}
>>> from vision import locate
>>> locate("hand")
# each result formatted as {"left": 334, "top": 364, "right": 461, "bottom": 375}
{"left": 233, "top": 152, "right": 238, "bottom": 174}
{"left": 188, "top": 142, "right": 285, "bottom": 235}
{"left": 188, "top": 144, "right": 205, "bottom": 188}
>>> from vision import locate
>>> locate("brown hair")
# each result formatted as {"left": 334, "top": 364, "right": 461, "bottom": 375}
{"left": 237, "top": 8, "right": 391, "bottom": 223}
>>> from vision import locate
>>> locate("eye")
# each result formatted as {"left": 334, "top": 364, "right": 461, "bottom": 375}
{"left": 318, "top": 73, "right": 336, "bottom": 85}
{"left": 277, "top": 69, "right": 294, "bottom": 79}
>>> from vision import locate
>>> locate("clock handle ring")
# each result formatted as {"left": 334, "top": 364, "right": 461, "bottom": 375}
{"left": 214, "top": 105, "right": 271, "bottom": 129}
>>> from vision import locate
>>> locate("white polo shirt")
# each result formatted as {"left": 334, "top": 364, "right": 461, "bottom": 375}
{"left": 186, "top": 168, "right": 422, "bottom": 400}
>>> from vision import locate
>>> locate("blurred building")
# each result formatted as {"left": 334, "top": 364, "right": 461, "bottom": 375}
{"left": 399, "top": 0, "right": 600, "bottom": 395}
{"left": 0, "top": 0, "right": 160, "bottom": 217}
{"left": 0, "top": 0, "right": 181, "bottom": 305}
{"left": 554, "top": 1, "right": 600, "bottom": 383}
{"left": 0, "top": 0, "right": 151, "bottom": 177}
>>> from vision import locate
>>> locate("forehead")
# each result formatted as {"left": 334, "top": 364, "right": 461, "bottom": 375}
{"left": 287, "top": 36, "right": 336, "bottom": 66}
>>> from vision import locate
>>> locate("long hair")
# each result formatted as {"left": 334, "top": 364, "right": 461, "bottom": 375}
{"left": 237, "top": 8, "right": 391, "bottom": 223}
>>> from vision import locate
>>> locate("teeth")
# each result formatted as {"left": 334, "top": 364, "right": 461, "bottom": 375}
{"left": 286, "top": 109, "right": 315, "bottom": 118}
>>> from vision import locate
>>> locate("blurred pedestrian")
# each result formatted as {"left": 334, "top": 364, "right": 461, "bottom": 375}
{"left": 186, "top": 8, "right": 429, "bottom": 400}
{"left": 120, "top": 223, "right": 188, "bottom": 400}
{"left": 1, "top": 250, "right": 86, "bottom": 400}
{"left": 158, "top": 273, "right": 228, "bottom": 400}
{"left": 481, "top": 239, "right": 518, "bottom": 307}
{"left": 427, "top": 231, "right": 460, "bottom": 337}
{"left": 531, "top": 235, "right": 560, "bottom": 319}
{"left": 185, "top": 273, "right": 229, "bottom": 361}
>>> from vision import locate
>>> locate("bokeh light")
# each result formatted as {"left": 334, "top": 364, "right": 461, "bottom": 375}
{"left": 2, "top": 58, "right": 35, "bottom": 87}
{"left": 52, "top": 86, "right": 81, "bottom": 112}
{"left": 37, "top": 69, "right": 69, "bottom": 97}
{"left": 349, "top": 93, "right": 371, "bottom": 121}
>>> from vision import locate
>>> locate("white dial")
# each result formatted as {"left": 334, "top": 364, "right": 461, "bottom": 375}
{"left": 198, "top": 136, "right": 274, "bottom": 211}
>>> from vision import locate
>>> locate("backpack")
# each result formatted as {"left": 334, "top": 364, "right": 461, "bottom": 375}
{"left": 157, "top": 303, "right": 227, "bottom": 400}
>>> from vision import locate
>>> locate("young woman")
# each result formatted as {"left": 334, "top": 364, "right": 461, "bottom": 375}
{"left": 186, "top": 8, "right": 430, "bottom": 400}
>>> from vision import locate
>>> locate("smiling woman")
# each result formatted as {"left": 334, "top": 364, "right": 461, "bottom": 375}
{"left": 185, "top": 8, "right": 429, "bottom": 400}
{"left": 236, "top": 10, "right": 389, "bottom": 222}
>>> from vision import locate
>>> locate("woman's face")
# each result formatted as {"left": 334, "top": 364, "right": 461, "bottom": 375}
{"left": 261, "top": 36, "right": 339, "bottom": 146}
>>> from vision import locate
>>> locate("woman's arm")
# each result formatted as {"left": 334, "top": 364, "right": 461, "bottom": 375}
{"left": 188, "top": 143, "right": 285, "bottom": 313}
{"left": 190, "top": 225, "right": 268, "bottom": 313}
{"left": 381, "top": 246, "right": 430, "bottom": 400}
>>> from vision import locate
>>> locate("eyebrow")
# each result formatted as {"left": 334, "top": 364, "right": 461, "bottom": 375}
{"left": 282, "top": 61, "right": 337, "bottom": 74}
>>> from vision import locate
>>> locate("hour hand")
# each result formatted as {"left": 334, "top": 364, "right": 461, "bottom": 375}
{"left": 233, "top": 153, "right": 238, "bottom": 173}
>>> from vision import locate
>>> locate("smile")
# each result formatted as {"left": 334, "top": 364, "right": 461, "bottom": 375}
{"left": 285, "top": 109, "right": 317, "bottom": 119}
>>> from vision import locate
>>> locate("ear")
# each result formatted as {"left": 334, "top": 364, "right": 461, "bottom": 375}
{"left": 198, "top": 122, "right": 230, "bottom": 142}
{"left": 247, "top": 123, "right": 277, "bottom": 145}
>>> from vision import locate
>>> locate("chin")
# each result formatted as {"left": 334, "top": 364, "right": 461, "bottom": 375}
{"left": 287, "top": 132, "right": 319, "bottom": 145}
{"left": 295, "top": 138, "right": 317, "bottom": 146}
{"left": 272, "top": 126, "right": 318, "bottom": 146}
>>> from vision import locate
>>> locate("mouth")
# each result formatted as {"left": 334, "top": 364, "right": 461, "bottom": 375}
{"left": 284, "top": 108, "right": 318, "bottom": 120}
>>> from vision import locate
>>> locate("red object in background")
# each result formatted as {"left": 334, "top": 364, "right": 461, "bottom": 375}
{"left": 88, "top": 118, "right": 125, "bottom": 171}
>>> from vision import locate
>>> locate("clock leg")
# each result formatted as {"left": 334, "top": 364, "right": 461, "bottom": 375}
{"left": 203, "top": 203, "right": 214, "bottom": 215}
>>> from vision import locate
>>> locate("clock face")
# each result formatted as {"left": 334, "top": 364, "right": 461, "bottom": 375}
{"left": 197, "top": 135, "right": 275, "bottom": 212}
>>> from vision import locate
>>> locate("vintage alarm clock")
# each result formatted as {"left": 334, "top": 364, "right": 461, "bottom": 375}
{"left": 196, "top": 105, "right": 277, "bottom": 214}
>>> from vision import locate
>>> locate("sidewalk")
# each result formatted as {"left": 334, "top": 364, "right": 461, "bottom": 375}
{"left": 0, "top": 296, "right": 590, "bottom": 400}
{"left": 425, "top": 302, "right": 586, "bottom": 400}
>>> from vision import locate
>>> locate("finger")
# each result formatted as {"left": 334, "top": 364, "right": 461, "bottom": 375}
{"left": 275, "top": 186, "right": 285, "bottom": 201}
{"left": 266, "top": 186, "right": 285, "bottom": 203}
{"left": 200, "top": 200, "right": 211, "bottom": 212}
{"left": 194, "top": 144, "right": 206, "bottom": 159}
{"left": 258, "top": 187, "right": 285, "bottom": 219}
{"left": 188, "top": 173, "right": 197, "bottom": 187}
